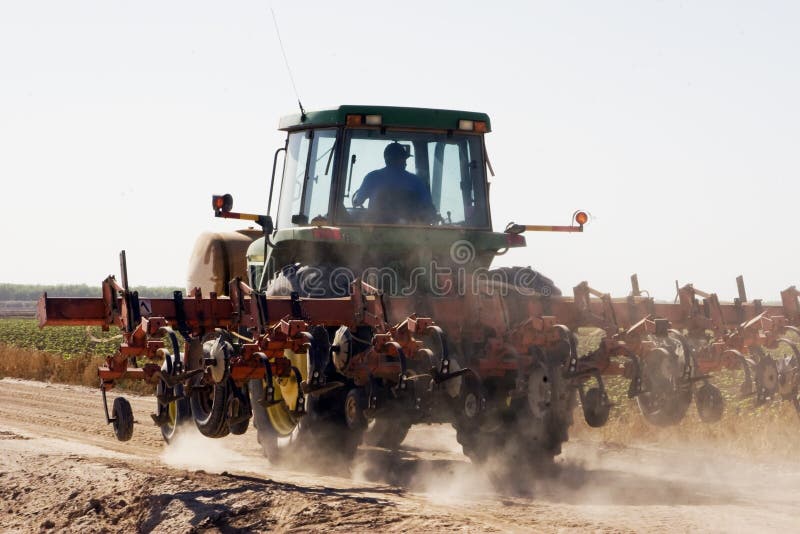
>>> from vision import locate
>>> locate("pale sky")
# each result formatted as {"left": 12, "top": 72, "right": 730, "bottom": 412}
{"left": 1, "top": 1, "right": 799, "bottom": 302}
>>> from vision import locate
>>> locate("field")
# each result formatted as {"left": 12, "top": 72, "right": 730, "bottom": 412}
{"left": 1, "top": 317, "right": 799, "bottom": 531}
{"left": 0, "top": 318, "right": 152, "bottom": 394}
{"left": 0, "top": 318, "right": 120, "bottom": 359}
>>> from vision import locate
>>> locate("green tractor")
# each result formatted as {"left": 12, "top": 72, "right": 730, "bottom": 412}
{"left": 190, "top": 105, "right": 592, "bottom": 473}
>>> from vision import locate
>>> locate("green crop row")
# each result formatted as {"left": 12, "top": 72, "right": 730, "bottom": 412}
{"left": 0, "top": 318, "right": 121, "bottom": 359}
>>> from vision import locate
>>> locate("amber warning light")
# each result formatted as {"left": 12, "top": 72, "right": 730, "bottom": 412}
{"left": 212, "top": 194, "right": 233, "bottom": 214}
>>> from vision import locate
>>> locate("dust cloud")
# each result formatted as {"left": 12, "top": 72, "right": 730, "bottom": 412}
{"left": 353, "top": 420, "right": 799, "bottom": 523}
{"left": 159, "top": 424, "right": 254, "bottom": 474}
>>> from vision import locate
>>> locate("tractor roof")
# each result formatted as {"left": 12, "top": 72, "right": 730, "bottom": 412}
{"left": 278, "top": 105, "right": 491, "bottom": 132}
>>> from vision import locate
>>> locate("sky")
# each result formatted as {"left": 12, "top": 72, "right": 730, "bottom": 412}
{"left": 1, "top": 1, "right": 799, "bottom": 302}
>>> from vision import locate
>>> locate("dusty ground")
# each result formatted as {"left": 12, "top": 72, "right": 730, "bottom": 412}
{"left": 1, "top": 378, "right": 798, "bottom": 533}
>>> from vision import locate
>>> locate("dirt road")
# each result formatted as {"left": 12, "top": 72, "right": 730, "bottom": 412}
{"left": 0, "top": 378, "right": 797, "bottom": 533}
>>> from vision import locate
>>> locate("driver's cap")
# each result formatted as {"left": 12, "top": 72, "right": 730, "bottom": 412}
{"left": 384, "top": 142, "right": 412, "bottom": 161}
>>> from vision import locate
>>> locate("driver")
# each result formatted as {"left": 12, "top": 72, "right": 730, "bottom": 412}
{"left": 352, "top": 142, "right": 436, "bottom": 224}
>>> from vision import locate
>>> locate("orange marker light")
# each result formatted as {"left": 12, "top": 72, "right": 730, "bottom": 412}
{"left": 575, "top": 211, "right": 588, "bottom": 226}
{"left": 212, "top": 194, "right": 233, "bottom": 213}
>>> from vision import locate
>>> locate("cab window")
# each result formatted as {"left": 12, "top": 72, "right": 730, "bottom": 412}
{"left": 277, "top": 128, "right": 337, "bottom": 227}
{"left": 336, "top": 129, "right": 488, "bottom": 227}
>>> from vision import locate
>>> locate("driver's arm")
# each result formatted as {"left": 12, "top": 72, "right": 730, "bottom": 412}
{"left": 352, "top": 172, "right": 377, "bottom": 207}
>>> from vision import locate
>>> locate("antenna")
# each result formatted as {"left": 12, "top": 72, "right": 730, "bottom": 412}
{"left": 270, "top": 6, "right": 306, "bottom": 121}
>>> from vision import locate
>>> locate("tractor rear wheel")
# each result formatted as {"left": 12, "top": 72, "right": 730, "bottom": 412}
{"left": 250, "top": 378, "right": 364, "bottom": 469}
{"left": 156, "top": 353, "right": 191, "bottom": 443}
{"left": 253, "top": 267, "right": 364, "bottom": 469}
{"left": 248, "top": 322, "right": 364, "bottom": 469}
{"left": 156, "top": 382, "right": 191, "bottom": 443}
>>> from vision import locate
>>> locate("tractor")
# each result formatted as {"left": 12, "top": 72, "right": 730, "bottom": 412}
{"left": 36, "top": 105, "right": 607, "bottom": 477}
{"left": 193, "top": 106, "right": 593, "bottom": 470}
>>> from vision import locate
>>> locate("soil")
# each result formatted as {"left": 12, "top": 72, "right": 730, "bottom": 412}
{"left": 1, "top": 377, "right": 798, "bottom": 533}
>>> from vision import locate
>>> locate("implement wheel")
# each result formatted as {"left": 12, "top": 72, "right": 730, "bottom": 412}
{"left": 695, "top": 383, "right": 724, "bottom": 423}
{"left": 755, "top": 356, "right": 779, "bottom": 399}
{"left": 112, "top": 397, "right": 134, "bottom": 442}
{"left": 363, "top": 417, "right": 411, "bottom": 449}
{"left": 191, "top": 382, "right": 230, "bottom": 438}
{"left": 637, "top": 335, "right": 693, "bottom": 426}
{"left": 582, "top": 387, "right": 611, "bottom": 428}
{"left": 186, "top": 337, "right": 231, "bottom": 438}
{"left": 456, "top": 361, "right": 574, "bottom": 487}
{"left": 455, "top": 409, "right": 562, "bottom": 488}
{"left": 344, "top": 388, "right": 367, "bottom": 431}
{"left": 228, "top": 384, "right": 251, "bottom": 436}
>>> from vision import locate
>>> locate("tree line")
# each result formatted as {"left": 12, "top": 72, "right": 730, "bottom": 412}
{"left": 0, "top": 283, "right": 184, "bottom": 301}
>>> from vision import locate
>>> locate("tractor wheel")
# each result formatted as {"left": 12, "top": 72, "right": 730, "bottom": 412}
{"left": 249, "top": 325, "right": 364, "bottom": 469}
{"left": 304, "top": 389, "right": 365, "bottom": 465}
{"left": 250, "top": 377, "right": 364, "bottom": 469}
{"left": 156, "top": 381, "right": 191, "bottom": 443}
{"left": 451, "top": 373, "right": 492, "bottom": 463}
{"left": 488, "top": 266, "right": 562, "bottom": 297}
{"left": 112, "top": 396, "right": 134, "bottom": 442}
{"left": 156, "top": 353, "right": 191, "bottom": 444}
{"left": 248, "top": 323, "right": 318, "bottom": 461}
{"left": 695, "top": 383, "right": 724, "bottom": 423}
{"left": 255, "top": 267, "right": 365, "bottom": 469}
{"left": 249, "top": 376, "right": 302, "bottom": 460}
{"left": 638, "top": 390, "right": 691, "bottom": 426}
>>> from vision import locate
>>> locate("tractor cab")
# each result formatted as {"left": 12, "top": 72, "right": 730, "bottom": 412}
{"left": 275, "top": 106, "right": 492, "bottom": 230}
